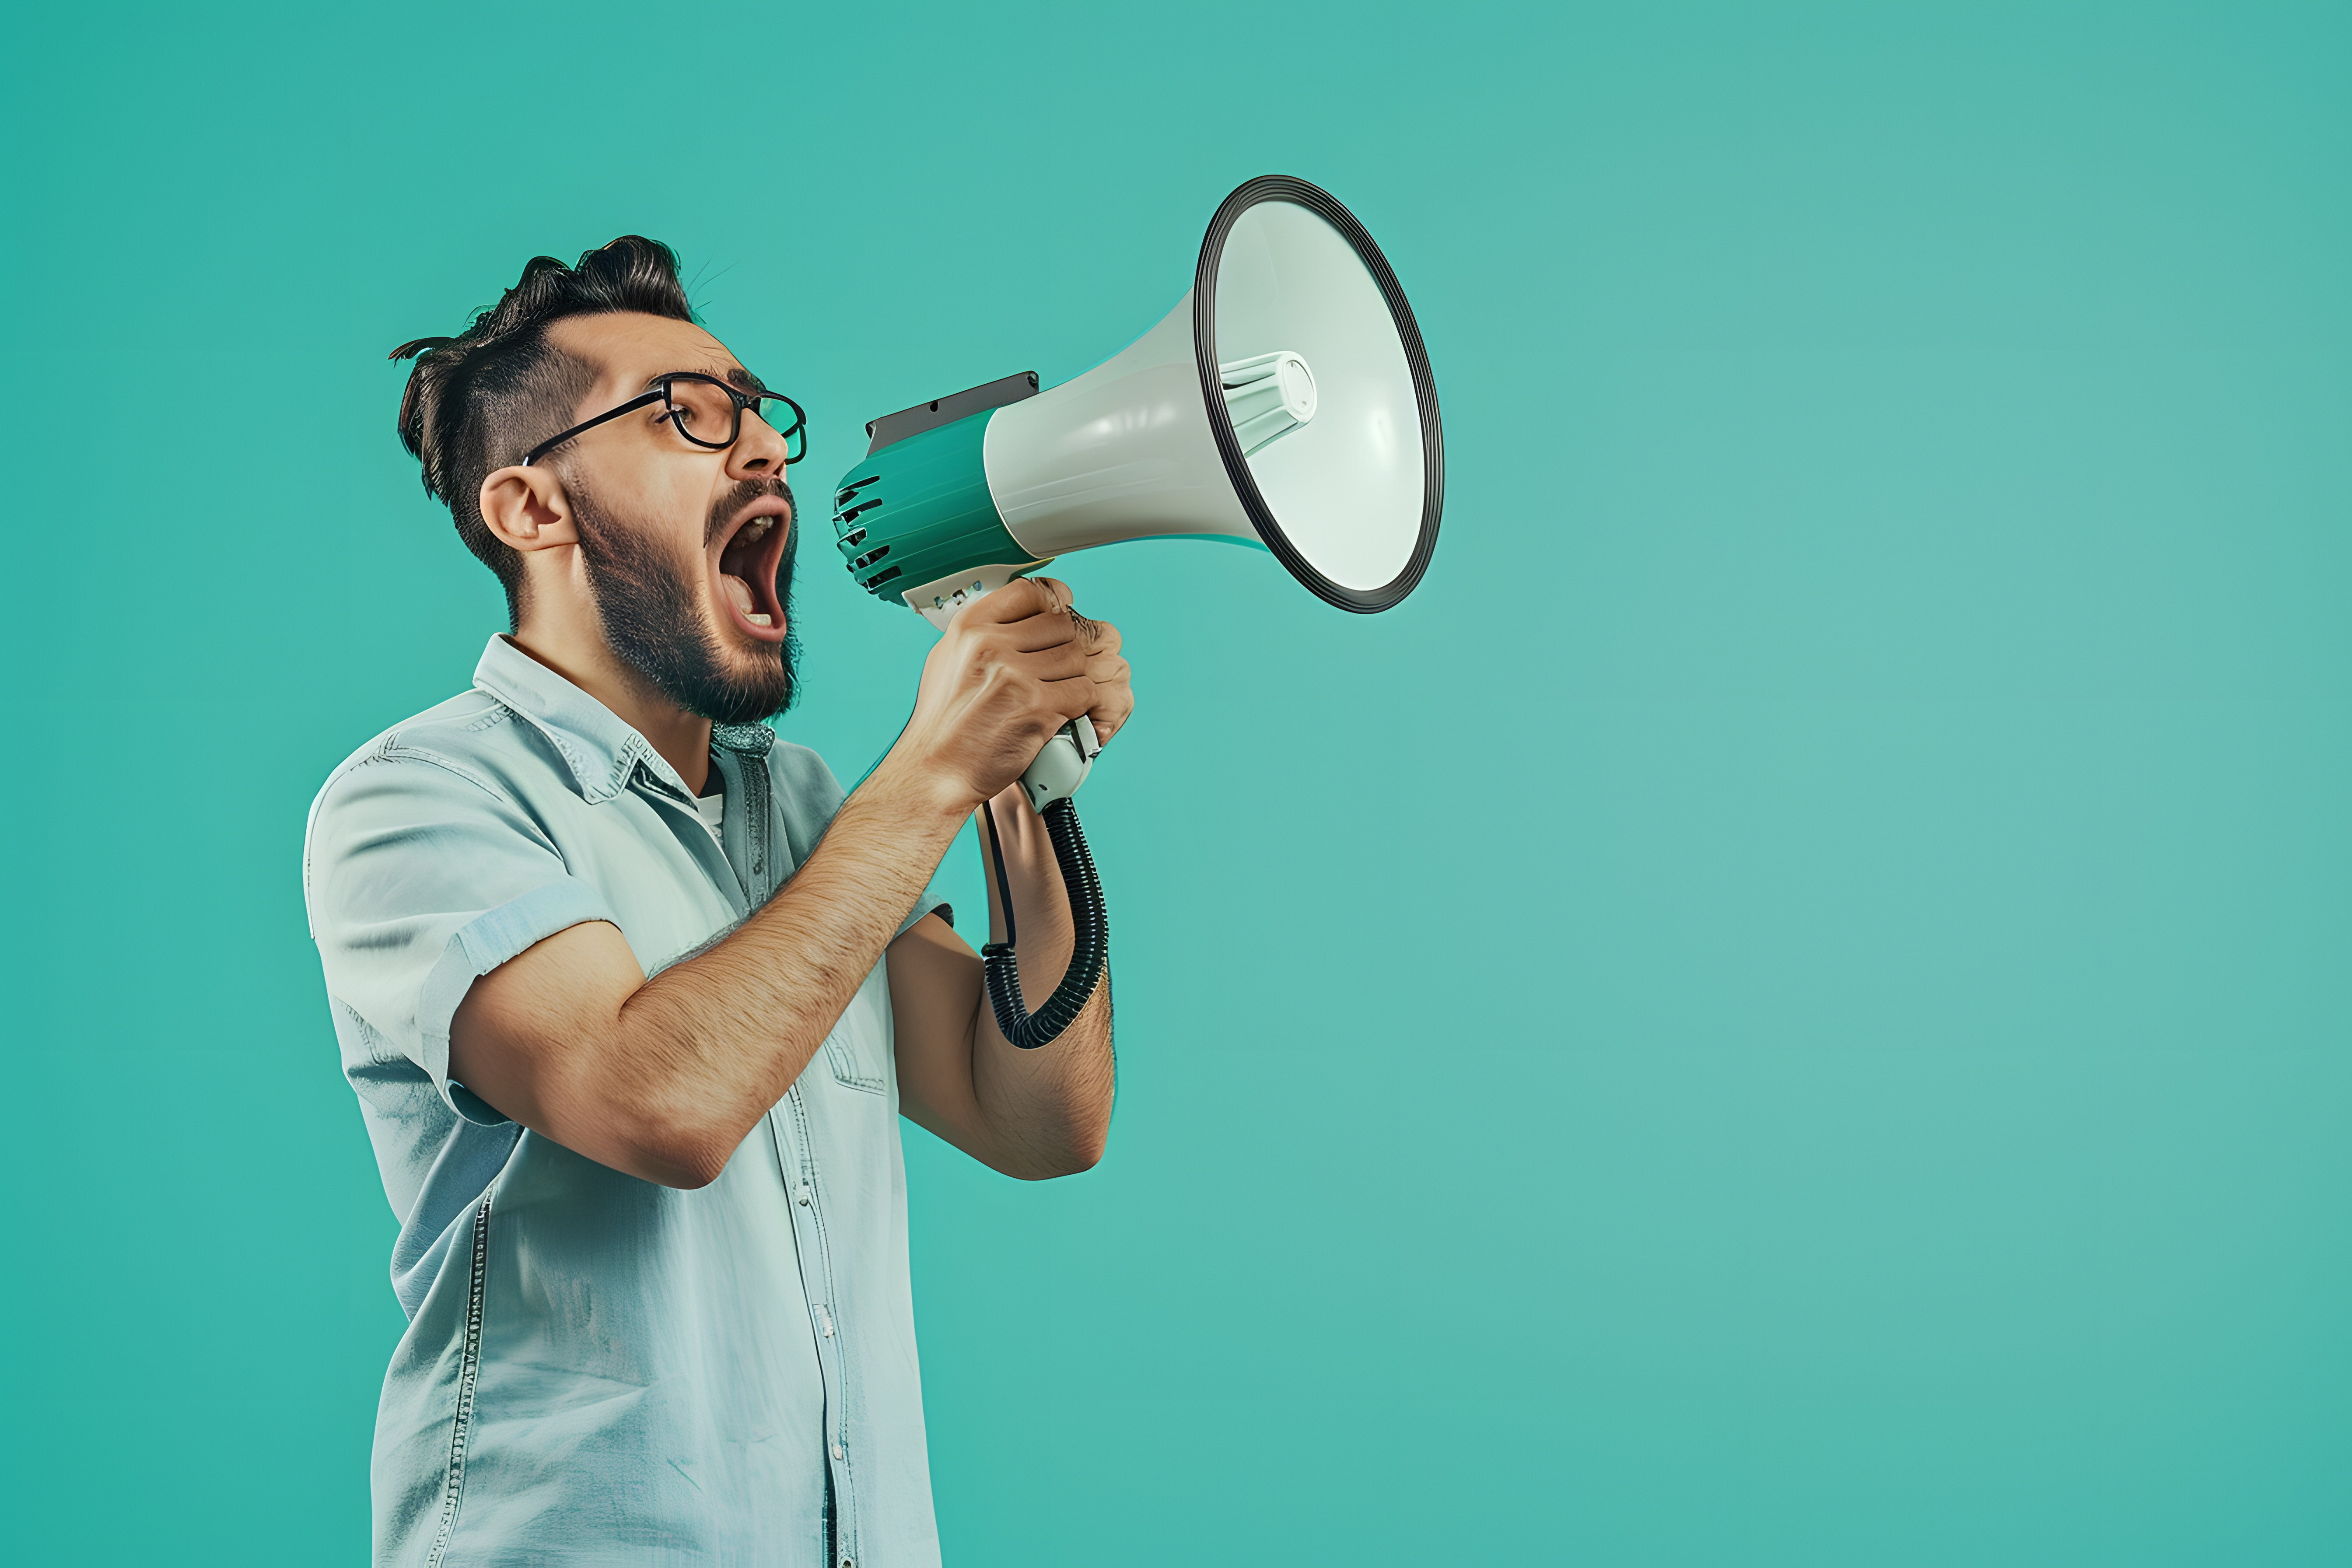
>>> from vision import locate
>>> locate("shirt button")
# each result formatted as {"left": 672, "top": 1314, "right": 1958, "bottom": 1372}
{"left": 832, "top": 1442, "right": 845, "bottom": 1461}
{"left": 796, "top": 1183, "right": 812, "bottom": 1206}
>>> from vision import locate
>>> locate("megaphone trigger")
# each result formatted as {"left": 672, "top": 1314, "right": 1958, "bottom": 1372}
{"left": 1018, "top": 714, "right": 1097, "bottom": 814}
{"left": 901, "top": 560, "right": 1055, "bottom": 634}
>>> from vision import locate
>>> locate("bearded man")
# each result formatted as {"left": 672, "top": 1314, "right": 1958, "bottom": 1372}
{"left": 303, "top": 237, "right": 1129, "bottom": 1567}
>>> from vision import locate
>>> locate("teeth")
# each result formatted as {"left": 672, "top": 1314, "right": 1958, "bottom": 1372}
{"left": 740, "top": 517, "right": 771, "bottom": 540}
{"left": 745, "top": 613, "right": 774, "bottom": 627}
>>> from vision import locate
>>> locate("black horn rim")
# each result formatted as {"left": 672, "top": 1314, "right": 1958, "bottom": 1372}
{"left": 1190, "top": 175, "right": 1445, "bottom": 614}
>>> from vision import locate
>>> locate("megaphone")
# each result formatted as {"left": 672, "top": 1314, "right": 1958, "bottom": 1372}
{"left": 831, "top": 175, "right": 1442, "bottom": 1046}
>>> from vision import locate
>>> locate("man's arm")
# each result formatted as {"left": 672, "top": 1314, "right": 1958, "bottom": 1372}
{"left": 448, "top": 578, "right": 1105, "bottom": 1188}
{"left": 887, "top": 784, "right": 1115, "bottom": 1180}
{"left": 888, "top": 608, "right": 1130, "bottom": 1178}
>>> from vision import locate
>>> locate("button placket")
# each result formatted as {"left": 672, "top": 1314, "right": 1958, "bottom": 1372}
{"left": 631, "top": 760, "right": 745, "bottom": 915}
{"left": 778, "top": 1088, "right": 857, "bottom": 1561}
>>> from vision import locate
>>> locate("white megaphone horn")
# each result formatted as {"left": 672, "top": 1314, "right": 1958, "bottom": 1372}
{"left": 830, "top": 174, "right": 1445, "bottom": 812}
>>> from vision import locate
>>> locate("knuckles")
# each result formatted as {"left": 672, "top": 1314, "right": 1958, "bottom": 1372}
{"left": 917, "top": 592, "right": 1134, "bottom": 786}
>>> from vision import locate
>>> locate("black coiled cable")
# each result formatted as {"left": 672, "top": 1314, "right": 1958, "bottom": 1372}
{"left": 979, "top": 797, "right": 1107, "bottom": 1049}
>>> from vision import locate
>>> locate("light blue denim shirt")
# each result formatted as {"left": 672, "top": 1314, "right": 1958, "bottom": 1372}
{"left": 304, "top": 636, "right": 951, "bottom": 1568}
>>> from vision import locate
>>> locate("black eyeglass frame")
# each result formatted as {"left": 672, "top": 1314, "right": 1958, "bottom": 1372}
{"left": 521, "top": 372, "right": 807, "bottom": 467}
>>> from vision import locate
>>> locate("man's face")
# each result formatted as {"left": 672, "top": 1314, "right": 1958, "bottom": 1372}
{"left": 543, "top": 312, "right": 799, "bottom": 724}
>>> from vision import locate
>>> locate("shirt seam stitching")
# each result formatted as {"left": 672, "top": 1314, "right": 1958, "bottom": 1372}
{"left": 423, "top": 1190, "right": 494, "bottom": 1568}
{"left": 372, "top": 742, "right": 525, "bottom": 808}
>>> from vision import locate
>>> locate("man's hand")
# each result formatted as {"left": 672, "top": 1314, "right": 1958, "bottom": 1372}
{"left": 1068, "top": 606, "right": 1133, "bottom": 749}
{"left": 892, "top": 577, "right": 1127, "bottom": 804}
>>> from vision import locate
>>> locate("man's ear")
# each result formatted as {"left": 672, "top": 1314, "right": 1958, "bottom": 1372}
{"left": 478, "top": 465, "right": 579, "bottom": 553}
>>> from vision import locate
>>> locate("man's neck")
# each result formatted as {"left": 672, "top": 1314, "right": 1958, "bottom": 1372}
{"left": 505, "top": 630, "right": 712, "bottom": 794}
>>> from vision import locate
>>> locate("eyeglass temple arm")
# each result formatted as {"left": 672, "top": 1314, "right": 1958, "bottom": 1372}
{"left": 520, "top": 391, "right": 665, "bottom": 468}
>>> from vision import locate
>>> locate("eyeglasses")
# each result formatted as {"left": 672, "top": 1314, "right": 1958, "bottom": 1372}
{"left": 522, "top": 372, "right": 807, "bottom": 467}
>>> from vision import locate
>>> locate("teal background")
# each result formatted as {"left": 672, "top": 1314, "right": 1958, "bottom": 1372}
{"left": 4, "top": 1, "right": 2347, "bottom": 1561}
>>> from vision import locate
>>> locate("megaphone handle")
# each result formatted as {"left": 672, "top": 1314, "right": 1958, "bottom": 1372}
{"left": 909, "top": 575, "right": 1099, "bottom": 809}
{"left": 1018, "top": 713, "right": 1102, "bottom": 812}
{"left": 979, "top": 794, "right": 1108, "bottom": 1050}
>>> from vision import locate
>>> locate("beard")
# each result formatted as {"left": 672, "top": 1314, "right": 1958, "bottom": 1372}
{"left": 572, "top": 476, "right": 800, "bottom": 725}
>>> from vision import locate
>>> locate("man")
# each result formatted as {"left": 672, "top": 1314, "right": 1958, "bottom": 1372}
{"left": 304, "top": 237, "right": 1130, "bottom": 1566}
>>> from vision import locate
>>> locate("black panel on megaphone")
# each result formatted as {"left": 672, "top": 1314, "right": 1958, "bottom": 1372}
{"left": 864, "top": 371, "right": 1040, "bottom": 456}
{"left": 832, "top": 174, "right": 1443, "bottom": 626}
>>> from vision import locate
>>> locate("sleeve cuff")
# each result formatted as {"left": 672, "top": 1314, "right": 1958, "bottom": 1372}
{"left": 417, "top": 880, "right": 621, "bottom": 1125}
{"left": 896, "top": 896, "right": 952, "bottom": 937}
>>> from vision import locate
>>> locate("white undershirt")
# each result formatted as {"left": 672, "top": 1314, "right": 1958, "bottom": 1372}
{"left": 695, "top": 788, "right": 724, "bottom": 831}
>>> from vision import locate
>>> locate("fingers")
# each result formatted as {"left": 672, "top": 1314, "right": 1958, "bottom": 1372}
{"left": 1082, "top": 630, "right": 1126, "bottom": 676}
{"left": 1086, "top": 654, "right": 1134, "bottom": 745}
{"left": 917, "top": 578, "right": 1129, "bottom": 791}
{"left": 1000, "top": 616, "right": 1082, "bottom": 655}
{"left": 1068, "top": 612, "right": 1117, "bottom": 656}
{"left": 942, "top": 575, "right": 1116, "bottom": 652}
{"left": 955, "top": 579, "right": 1086, "bottom": 654}
{"left": 1038, "top": 672, "right": 1099, "bottom": 723}
{"left": 959, "top": 575, "right": 1068, "bottom": 627}
{"left": 1004, "top": 640, "right": 1092, "bottom": 685}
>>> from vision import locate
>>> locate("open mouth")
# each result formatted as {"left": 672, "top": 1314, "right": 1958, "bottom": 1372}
{"left": 713, "top": 498, "right": 792, "bottom": 642}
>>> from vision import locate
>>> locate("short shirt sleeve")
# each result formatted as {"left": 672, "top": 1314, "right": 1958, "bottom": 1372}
{"left": 304, "top": 754, "right": 620, "bottom": 1124}
{"left": 899, "top": 889, "right": 954, "bottom": 937}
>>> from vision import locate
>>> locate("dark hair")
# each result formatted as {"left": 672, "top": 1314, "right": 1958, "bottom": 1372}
{"left": 390, "top": 236, "right": 694, "bottom": 627}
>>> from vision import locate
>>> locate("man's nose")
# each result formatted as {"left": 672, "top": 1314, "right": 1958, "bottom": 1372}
{"left": 728, "top": 410, "right": 791, "bottom": 477}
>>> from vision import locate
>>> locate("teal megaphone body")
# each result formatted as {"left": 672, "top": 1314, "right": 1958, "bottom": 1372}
{"left": 831, "top": 174, "right": 1445, "bottom": 812}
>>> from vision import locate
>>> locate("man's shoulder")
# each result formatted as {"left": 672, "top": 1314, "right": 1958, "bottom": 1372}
{"left": 315, "top": 687, "right": 526, "bottom": 794}
{"left": 303, "top": 684, "right": 582, "bottom": 853}
{"left": 300, "top": 686, "right": 577, "bottom": 924}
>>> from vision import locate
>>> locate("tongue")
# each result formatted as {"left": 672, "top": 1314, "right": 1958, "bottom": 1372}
{"left": 719, "top": 574, "right": 756, "bottom": 616}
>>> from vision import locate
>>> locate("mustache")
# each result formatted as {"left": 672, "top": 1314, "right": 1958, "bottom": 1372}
{"left": 706, "top": 477, "right": 796, "bottom": 547}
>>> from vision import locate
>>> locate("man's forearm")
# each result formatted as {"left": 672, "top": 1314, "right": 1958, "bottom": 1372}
{"left": 967, "top": 790, "right": 1115, "bottom": 1171}
{"left": 598, "top": 756, "right": 972, "bottom": 1179}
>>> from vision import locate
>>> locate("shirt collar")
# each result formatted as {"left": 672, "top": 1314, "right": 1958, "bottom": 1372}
{"left": 471, "top": 637, "right": 778, "bottom": 802}
{"left": 470, "top": 635, "right": 693, "bottom": 805}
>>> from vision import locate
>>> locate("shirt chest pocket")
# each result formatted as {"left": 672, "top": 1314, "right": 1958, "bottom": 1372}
{"left": 820, "top": 962, "right": 892, "bottom": 1094}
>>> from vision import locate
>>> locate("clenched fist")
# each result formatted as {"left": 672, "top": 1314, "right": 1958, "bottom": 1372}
{"left": 893, "top": 577, "right": 1133, "bottom": 808}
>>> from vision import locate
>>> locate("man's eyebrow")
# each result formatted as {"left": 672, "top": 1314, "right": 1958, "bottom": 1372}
{"left": 643, "top": 366, "right": 767, "bottom": 395}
